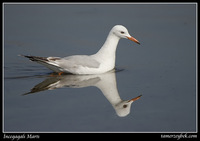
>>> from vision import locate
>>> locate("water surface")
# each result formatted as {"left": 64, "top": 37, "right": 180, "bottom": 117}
{"left": 4, "top": 3, "right": 196, "bottom": 132}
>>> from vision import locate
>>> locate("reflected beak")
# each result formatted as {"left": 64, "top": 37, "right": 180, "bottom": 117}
{"left": 127, "top": 36, "right": 140, "bottom": 45}
{"left": 128, "top": 95, "right": 142, "bottom": 102}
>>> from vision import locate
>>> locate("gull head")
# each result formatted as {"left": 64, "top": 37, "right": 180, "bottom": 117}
{"left": 111, "top": 25, "right": 140, "bottom": 44}
{"left": 114, "top": 95, "right": 142, "bottom": 117}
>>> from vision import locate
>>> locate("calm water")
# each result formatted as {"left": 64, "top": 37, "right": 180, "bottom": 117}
{"left": 3, "top": 3, "right": 196, "bottom": 132}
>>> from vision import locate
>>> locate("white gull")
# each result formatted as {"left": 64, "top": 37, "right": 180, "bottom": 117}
{"left": 21, "top": 25, "right": 140, "bottom": 75}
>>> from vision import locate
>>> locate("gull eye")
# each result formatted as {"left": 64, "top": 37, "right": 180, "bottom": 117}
{"left": 120, "top": 31, "right": 125, "bottom": 34}
{"left": 123, "top": 105, "right": 127, "bottom": 108}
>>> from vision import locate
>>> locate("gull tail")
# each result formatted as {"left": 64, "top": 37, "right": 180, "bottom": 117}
{"left": 19, "top": 54, "right": 63, "bottom": 73}
{"left": 19, "top": 54, "right": 49, "bottom": 62}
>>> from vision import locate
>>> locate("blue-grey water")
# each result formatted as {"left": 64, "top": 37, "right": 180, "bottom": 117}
{"left": 4, "top": 3, "right": 196, "bottom": 132}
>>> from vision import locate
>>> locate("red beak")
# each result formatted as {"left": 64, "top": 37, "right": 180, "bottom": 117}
{"left": 127, "top": 36, "right": 140, "bottom": 45}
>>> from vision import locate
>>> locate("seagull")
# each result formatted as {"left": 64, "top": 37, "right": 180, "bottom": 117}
{"left": 23, "top": 71, "right": 142, "bottom": 117}
{"left": 20, "top": 25, "right": 140, "bottom": 75}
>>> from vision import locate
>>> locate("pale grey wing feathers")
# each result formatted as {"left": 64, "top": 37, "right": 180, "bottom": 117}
{"left": 61, "top": 55, "right": 100, "bottom": 68}
{"left": 21, "top": 55, "right": 100, "bottom": 73}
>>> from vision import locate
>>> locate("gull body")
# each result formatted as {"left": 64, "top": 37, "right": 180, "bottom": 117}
{"left": 21, "top": 25, "right": 140, "bottom": 75}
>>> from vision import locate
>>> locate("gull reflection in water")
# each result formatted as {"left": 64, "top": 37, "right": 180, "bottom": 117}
{"left": 24, "top": 70, "right": 142, "bottom": 117}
